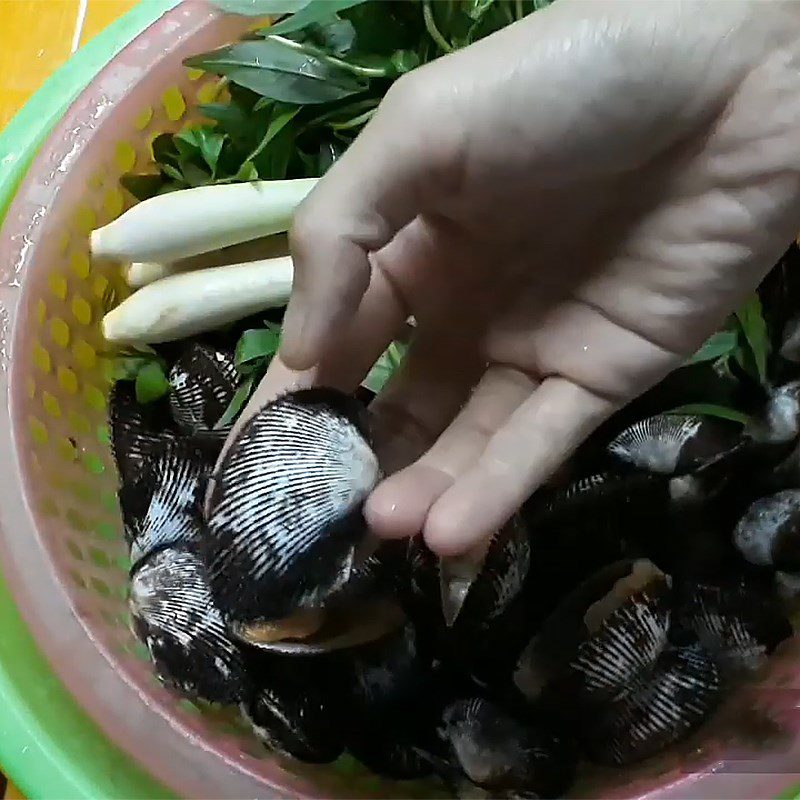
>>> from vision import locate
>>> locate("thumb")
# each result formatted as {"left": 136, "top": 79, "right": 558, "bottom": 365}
{"left": 280, "top": 72, "right": 465, "bottom": 370}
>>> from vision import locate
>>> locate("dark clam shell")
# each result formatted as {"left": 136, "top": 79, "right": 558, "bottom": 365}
{"left": 129, "top": 544, "right": 248, "bottom": 705}
{"left": 746, "top": 381, "right": 800, "bottom": 446}
{"left": 119, "top": 438, "right": 209, "bottom": 565}
{"left": 346, "top": 733, "right": 434, "bottom": 781}
{"left": 733, "top": 489, "right": 800, "bottom": 572}
{"left": 607, "top": 414, "right": 741, "bottom": 476}
{"left": 676, "top": 581, "right": 792, "bottom": 674}
{"left": 439, "top": 697, "right": 576, "bottom": 798}
{"left": 168, "top": 342, "right": 237, "bottom": 438}
{"left": 583, "top": 642, "right": 720, "bottom": 766}
{"left": 242, "top": 654, "right": 345, "bottom": 763}
{"left": 204, "top": 388, "right": 380, "bottom": 626}
{"left": 109, "top": 380, "right": 176, "bottom": 485}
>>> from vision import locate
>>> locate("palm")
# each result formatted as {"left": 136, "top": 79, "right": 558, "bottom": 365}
{"left": 252, "top": 0, "right": 800, "bottom": 555}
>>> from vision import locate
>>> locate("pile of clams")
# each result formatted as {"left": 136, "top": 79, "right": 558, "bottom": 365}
{"left": 112, "top": 246, "right": 800, "bottom": 798}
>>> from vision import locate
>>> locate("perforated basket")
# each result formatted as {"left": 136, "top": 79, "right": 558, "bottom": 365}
{"left": 1, "top": 2, "right": 800, "bottom": 798}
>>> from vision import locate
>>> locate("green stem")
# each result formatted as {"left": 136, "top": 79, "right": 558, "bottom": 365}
{"left": 330, "top": 107, "right": 377, "bottom": 130}
{"left": 268, "top": 34, "right": 388, "bottom": 78}
{"left": 515, "top": 0, "right": 524, "bottom": 19}
{"left": 307, "top": 98, "right": 380, "bottom": 128}
{"left": 423, "top": 1, "right": 453, "bottom": 53}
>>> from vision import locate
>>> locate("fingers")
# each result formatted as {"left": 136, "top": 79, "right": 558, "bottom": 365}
{"left": 366, "top": 365, "right": 534, "bottom": 539}
{"left": 425, "top": 377, "right": 615, "bottom": 556}
{"left": 280, "top": 74, "right": 464, "bottom": 370}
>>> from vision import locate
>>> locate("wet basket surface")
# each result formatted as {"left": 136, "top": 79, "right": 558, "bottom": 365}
{"left": 1, "top": 3, "right": 800, "bottom": 799}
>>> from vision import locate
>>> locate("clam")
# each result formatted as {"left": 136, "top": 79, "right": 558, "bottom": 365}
{"left": 733, "top": 489, "right": 800, "bottom": 572}
{"left": 204, "top": 388, "right": 382, "bottom": 642}
{"left": 168, "top": 341, "right": 237, "bottom": 439}
{"left": 607, "top": 413, "right": 741, "bottom": 476}
{"left": 438, "top": 697, "right": 576, "bottom": 798}
{"left": 582, "top": 642, "right": 720, "bottom": 766}
{"left": 676, "top": 580, "right": 792, "bottom": 674}
{"left": 745, "top": 381, "right": 800, "bottom": 446}
{"left": 780, "top": 314, "right": 800, "bottom": 364}
{"left": 128, "top": 544, "right": 248, "bottom": 704}
{"left": 109, "top": 380, "right": 175, "bottom": 485}
{"left": 242, "top": 653, "right": 345, "bottom": 764}
{"left": 118, "top": 438, "right": 209, "bottom": 565}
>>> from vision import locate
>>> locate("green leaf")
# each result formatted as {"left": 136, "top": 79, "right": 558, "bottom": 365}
{"left": 467, "top": 0, "right": 496, "bottom": 20}
{"left": 362, "top": 341, "right": 407, "bottom": 394}
{"left": 287, "top": 18, "right": 357, "bottom": 55}
{"left": 668, "top": 403, "right": 751, "bottom": 426}
{"left": 235, "top": 160, "right": 260, "bottom": 181}
{"left": 134, "top": 361, "right": 171, "bottom": 404}
{"left": 160, "top": 163, "right": 186, "bottom": 183}
{"left": 112, "top": 355, "right": 150, "bottom": 382}
{"left": 120, "top": 173, "right": 164, "bottom": 201}
{"left": 687, "top": 330, "right": 739, "bottom": 365}
{"left": 216, "top": 374, "right": 256, "bottom": 429}
{"left": 267, "top": 0, "right": 368, "bottom": 35}
{"left": 245, "top": 105, "right": 299, "bottom": 164}
{"left": 235, "top": 324, "right": 282, "bottom": 367}
{"left": 175, "top": 127, "right": 226, "bottom": 175}
{"left": 390, "top": 49, "right": 420, "bottom": 75}
{"left": 212, "top": 0, "right": 310, "bottom": 16}
{"left": 185, "top": 39, "right": 368, "bottom": 104}
{"left": 735, "top": 294, "right": 770, "bottom": 385}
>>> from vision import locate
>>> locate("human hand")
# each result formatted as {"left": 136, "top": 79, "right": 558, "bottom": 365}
{"left": 239, "top": 0, "right": 800, "bottom": 557}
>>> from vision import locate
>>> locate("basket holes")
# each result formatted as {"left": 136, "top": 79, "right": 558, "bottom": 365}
{"left": 57, "top": 366, "right": 79, "bottom": 395}
{"left": 58, "top": 231, "right": 70, "bottom": 254}
{"left": 94, "top": 520, "right": 118, "bottom": 541}
{"left": 28, "top": 416, "right": 48, "bottom": 445}
{"left": 89, "top": 576, "right": 112, "bottom": 598}
{"left": 113, "top": 553, "right": 130, "bottom": 573}
{"left": 197, "top": 80, "right": 223, "bottom": 105}
{"left": 49, "top": 317, "right": 70, "bottom": 348}
{"left": 72, "top": 339, "right": 97, "bottom": 370}
{"left": 35, "top": 299, "right": 46, "bottom": 325}
{"left": 83, "top": 384, "right": 106, "bottom": 412}
{"left": 74, "top": 206, "right": 96, "bottom": 237}
{"left": 100, "top": 492, "right": 118, "bottom": 513}
{"left": 26, "top": 377, "right": 35, "bottom": 399}
{"left": 70, "top": 251, "right": 91, "bottom": 280}
{"left": 71, "top": 296, "right": 92, "bottom": 326}
{"left": 81, "top": 451, "right": 106, "bottom": 476}
{"left": 134, "top": 106, "right": 154, "bottom": 130}
{"left": 56, "top": 437, "right": 78, "bottom": 462}
{"left": 68, "top": 570, "right": 87, "bottom": 590}
{"left": 68, "top": 411, "right": 91, "bottom": 435}
{"left": 186, "top": 67, "right": 204, "bottom": 81}
{"left": 91, "top": 274, "right": 109, "bottom": 301}
{"left": 162, "top": 86, "right": 186, "bottom": 121}
{"left": 114, "top": 141, "right": 137, "bottom": 173}
{"left": 65, "top": 507, "right": 91, "bottom": 532}
{"left": 33, "top": 343, "right": 51, "bottom": 374}
{"left": 68, "top": 480, "right": 94, "bottom": 503}
{"left": 48, "top": 272, "right": 67, "bottom": 301}
{"left": 42, "top": 392, "right": 62, "bottom": 419}
{"left": 133, "top": 641, "right": 151, "bottom": 662}
{"left": 103, "top": 189, "right": 125, "bottom": 219}
{"left": 65, "top": 539, "right": 84, "bottom": 562}
{"left": 88, "top": 546, "right": 112, "bottom": 569}
{"left": 88, "top": 172, "right": 105, "bottom": 190}
{"left": 96, "top": 423, "right": 111, "bottom": 447}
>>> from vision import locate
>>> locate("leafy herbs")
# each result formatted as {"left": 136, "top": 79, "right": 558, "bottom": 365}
{"left": 667, "top": 403, "right": 751, "bottom": 426}
{"left": 123, "top": 1, "right": 547, "bottom": 199}
{"left": 112, "top": 350, "right": 171, "bottom": 404}
{"left": 363, "top": 341, "right": 408, "bottom": 394}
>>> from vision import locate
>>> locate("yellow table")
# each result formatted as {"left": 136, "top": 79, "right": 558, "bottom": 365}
{"left": 0, "top": 0, "right": 138, "bottom": 130}
{"left": 0, "top": 5, "right": 138, "bottom": 794}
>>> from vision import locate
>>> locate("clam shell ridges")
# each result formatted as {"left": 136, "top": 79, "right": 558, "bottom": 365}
{"left": 130, "top": 547, "right": 245, "bottom": 702}
{"left": 121, "top": 441, "right": 205, "bottom": 558}
{"left": 607, "top": 415, "right": 702, "bottom": 474}
{"left": 206, "top": 394, "right": 379, "bottom": 607}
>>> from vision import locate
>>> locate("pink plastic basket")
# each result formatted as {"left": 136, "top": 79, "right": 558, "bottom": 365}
{"left": 1, "top": 2, "right": 800, "bottom": 798}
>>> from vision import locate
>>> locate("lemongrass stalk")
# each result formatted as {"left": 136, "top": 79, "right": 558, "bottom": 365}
{"left": 92, "top": 178, "right": 316, "bottom": 264}
{"left": 124, "top": 234, "right": 289, "bottom": 289}
{"left": 103, "top": 255, "right": 293, "bottom": 345}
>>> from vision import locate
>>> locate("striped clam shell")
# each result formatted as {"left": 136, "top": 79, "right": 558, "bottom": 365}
{"left": 679, "top": 582, "right": 792, "bottom": 674}
{"left": 129, "top": 544, "right": 248, "bottom": 705}
{"left": 118, "top": 438, "right": 209, "bottom": 565}
{"left": 607, "top": 414, "right": 740, "bottom": 476}
{"left": 109, "top": 381, "right": 176, "bottom": 485}
{"left": 733, "top": 489, "right": 800, "bottom": 571}
{"left": 168, "top": 342, "right": 237, "bottom": 438}
{"left": 241, "top": 654, "right": 345, "bottom": 763}
{"left": 205, "top": 388, "right": 380, "bottom": 625}
{"left": 567, "top": 573, "right": 671, "bottom": 703}
{"left": 440, "top": 697, "right": 576, "bottom": 797}
{"left": 583, "top": 643, "right": 720, "bottom": 766}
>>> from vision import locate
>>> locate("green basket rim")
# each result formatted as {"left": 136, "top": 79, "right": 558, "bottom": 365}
{"left": 0, "top": 2, "right": 177, "bottom": 797}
